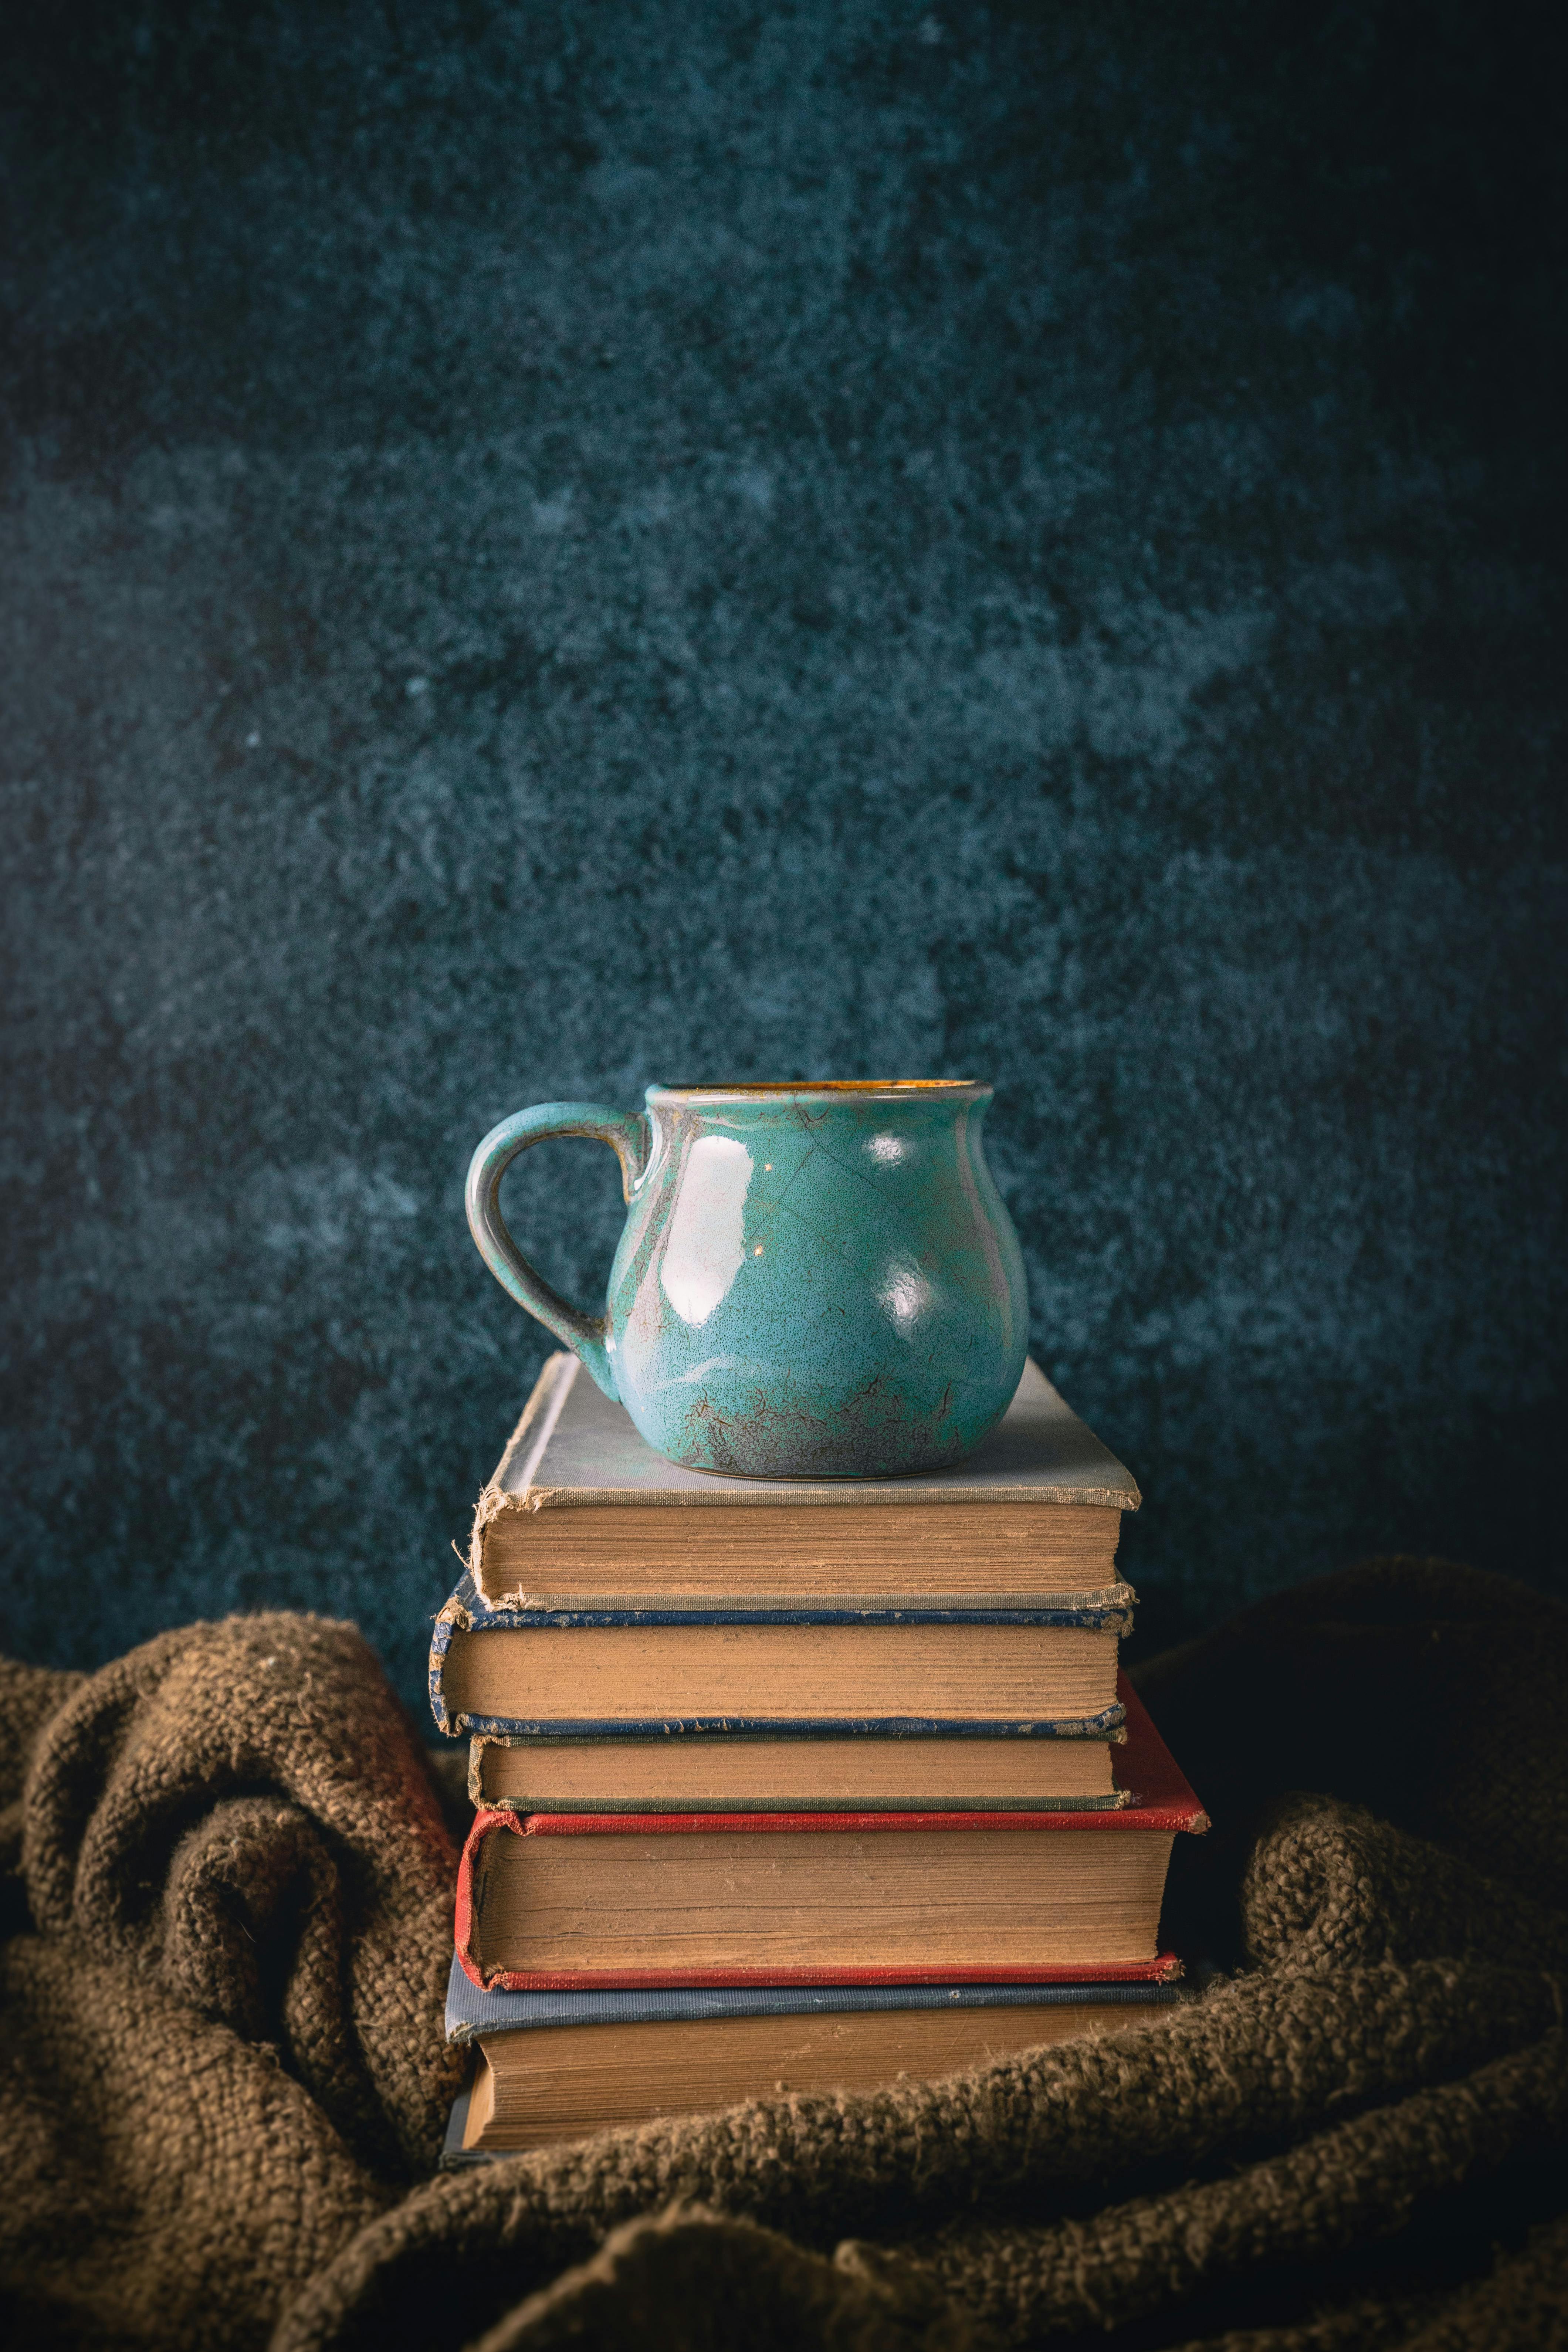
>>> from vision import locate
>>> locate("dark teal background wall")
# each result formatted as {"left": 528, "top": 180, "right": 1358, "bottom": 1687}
{"left": 3, "top": 2, "right": 1564, "bottom": 1713}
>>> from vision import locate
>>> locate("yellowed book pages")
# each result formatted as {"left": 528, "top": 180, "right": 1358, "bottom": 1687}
{"left": 470, "top": 1730, "right": 1120, "bottom": 1812}
{"left": 464, "top": 1998, "right": 1181, "bottom": 2151}
{"left": 440, "top": 1620, "right": 1119, "bottom": 1728}
{"left": 468, "top": 1819, "right": 1174, "bottom": 1976}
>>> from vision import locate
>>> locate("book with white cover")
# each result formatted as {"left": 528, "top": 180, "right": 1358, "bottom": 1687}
{"left": 464, "top": 1352, "right": 1140, "bottom": 1614}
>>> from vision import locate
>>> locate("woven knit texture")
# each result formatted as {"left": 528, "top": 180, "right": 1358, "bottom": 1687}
{"left": 1, "top": 1558, "right": 1565, "bottom": 2350}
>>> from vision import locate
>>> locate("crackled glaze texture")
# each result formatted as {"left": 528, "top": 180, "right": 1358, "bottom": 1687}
{"left": 472, "top": 1083, "right": 1027, "bottom": 1477}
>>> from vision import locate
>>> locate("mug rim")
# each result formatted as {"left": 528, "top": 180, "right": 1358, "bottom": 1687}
{"left": 646, "top": 1077, "right": 988, "bottom": 1099}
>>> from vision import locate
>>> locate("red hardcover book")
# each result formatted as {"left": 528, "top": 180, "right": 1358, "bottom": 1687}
{"left": 456, "top": 1679, "right": 1206, "bottom": 1991}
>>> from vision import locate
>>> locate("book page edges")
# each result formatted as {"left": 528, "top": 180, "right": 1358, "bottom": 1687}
{"left": 468, "top": 1355, "right": 581, "bottom": 1572}
{"left": 455, "top": 1816, "right": 1187, "bottom": 1994}
{"left": 465, "top": 1728, "right": 1135, "bottom": 1807}
{"left": 453, "top": 1677, "right": 1203, "bottom": 1836}
{"left": 429, "top": 1570, "right": 1139, "bottom": 1739}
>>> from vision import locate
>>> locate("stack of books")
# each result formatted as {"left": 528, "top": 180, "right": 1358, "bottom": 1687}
{"left": 432, "top": 1353, "right": 1206, "bottom": 2158}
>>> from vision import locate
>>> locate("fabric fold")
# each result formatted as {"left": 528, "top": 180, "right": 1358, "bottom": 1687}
{"left": 1, "top": 1559, "right": 1565, "bottom": 2352}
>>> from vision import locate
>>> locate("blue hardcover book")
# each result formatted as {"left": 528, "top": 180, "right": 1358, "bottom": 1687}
{"left": 440, "top": 1952, "right": 1189, "bottom": 2162}
{"left": 429, "top": 1564, "right": 1129, "bottom": 1740}
{"left": 443, "top": 1949, "right": 1187, "bottom": 2042}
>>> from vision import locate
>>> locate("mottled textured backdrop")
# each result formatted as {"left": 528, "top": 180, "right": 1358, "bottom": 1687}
{"left": 3, "top": 1, "right": 1564, "bottom": 1711}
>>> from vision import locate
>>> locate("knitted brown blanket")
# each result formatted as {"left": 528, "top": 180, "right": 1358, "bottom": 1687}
{"left": 2, "top": 1558, "right": 1565, "bottom": 2351}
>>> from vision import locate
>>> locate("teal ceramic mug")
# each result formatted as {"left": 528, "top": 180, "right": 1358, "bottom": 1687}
{"left": 465, "top": 1079, "right": 1028, "bottom": 1478}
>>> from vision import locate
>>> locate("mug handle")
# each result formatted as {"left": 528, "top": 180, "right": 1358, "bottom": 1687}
{"left": 465, "top": 1101, "right": 650, "bottom": 1401}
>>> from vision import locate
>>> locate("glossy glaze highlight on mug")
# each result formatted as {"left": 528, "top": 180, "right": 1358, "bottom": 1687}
{"left": 466, "top": 1080, "right": 1028, "bottom": 1479}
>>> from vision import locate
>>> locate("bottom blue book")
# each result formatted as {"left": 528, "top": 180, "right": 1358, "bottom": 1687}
{"left": 442, "top": 1951, "right": 1189, "bottom": 2161}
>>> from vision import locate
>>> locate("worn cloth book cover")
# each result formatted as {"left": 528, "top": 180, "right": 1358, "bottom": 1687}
{"left": 453, "top": 1681, "right": 1205, "bottom": 1991}
{"left": 443, "top": 1947, "right": 1189, "bottom": 2043}
{"left": 444, "top": 1979, "right": 1193, "bottom": 2159}
{"left": 463, "top": 1351, "right": 1140, "bottom": 1610}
